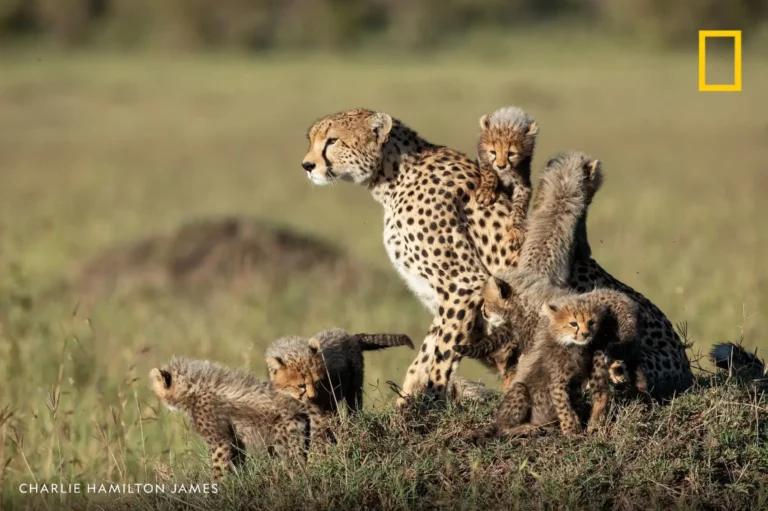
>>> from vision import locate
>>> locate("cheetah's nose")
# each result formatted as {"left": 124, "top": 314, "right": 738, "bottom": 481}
{"left": 302, "top": 161, "right": 316, "bottom": 172}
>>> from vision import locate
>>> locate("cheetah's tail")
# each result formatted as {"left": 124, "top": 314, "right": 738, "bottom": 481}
{"left": 710, "top": 342, "right": 766, "bottom": 380}
{"left": 356, "top": 333, "right": 414, "bottom": 352}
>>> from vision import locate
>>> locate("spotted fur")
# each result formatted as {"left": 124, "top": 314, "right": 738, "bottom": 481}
{"left": 267, "top": 328, "right": 413, "bottom": 414}
{"left": 495, "top": 297, "right": 613, "bottom": 436}
{"left": 149, "top": 357, "right": 329, "bottom": 480}
{"left": 301, "top": 109, "right": 691, "bottom": 403}
{"left": 475, "top": 106, "right": 539, "bottom": 254}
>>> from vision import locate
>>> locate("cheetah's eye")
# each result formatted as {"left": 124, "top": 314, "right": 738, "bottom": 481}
{"left": 587, "top": 320, "right": 595, "bottom": 327}
{"left": 326, "top": 138, "right": 338, "bottom": 147}
{"left": 507, "top": 151, "right": 518, "bottom": 160}
{"left": 297, "top": 383, "right": 307, "bottom": 391}
{"left": 489, "top": 150, "right": 496, "bottom": 158}
{"left": 569, "top": 321, "right": 578, "bottom": 327}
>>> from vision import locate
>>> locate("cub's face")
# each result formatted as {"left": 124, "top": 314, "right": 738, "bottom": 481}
{"left": 476, "top": 120, "right": 538, "bottom": 176}
{"left": 302, "top": 109, "right": 393, "bottom": 186}
{"left": 543, "top": 302, "right": 606, "bottom": 346}
{"left": 267, "top": 353, "right": 324, "bottom": 403}
{"left": 480, "top": 277, "right": 518, "bottom": 334}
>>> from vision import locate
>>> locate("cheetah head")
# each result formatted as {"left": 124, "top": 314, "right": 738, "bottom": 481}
{"left": 266, "top": 340, "right": 324, "bottom": 403}
{"left": 477, "top": 106, "right": 538, "bottom": 179}
{"left": 542, "top": 301, "right": 608, "bottom": 346}
{"left": 480, "top": 276, "right": 519, "bottom": 334}
{"left": 149, "top": 357, "right": 198, "bottom": 411}
{"left": 302, "top": 109, "right": 393, "bottom": 186}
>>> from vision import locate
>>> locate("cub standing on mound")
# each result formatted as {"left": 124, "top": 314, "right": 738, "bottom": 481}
{"left": 475, "top": 106, "right": 539, "bottom": 250}
{"left": 149, "top": 356, "right": 330, "bottom": 480}
{"left": 494, "top": 294, "right": 616, "bottom": 437}
{"left": 266, "top": 329, "right": 413, "bottom": 414}
{"left": 458, "top": 273, "right": 643, "bottom": 394}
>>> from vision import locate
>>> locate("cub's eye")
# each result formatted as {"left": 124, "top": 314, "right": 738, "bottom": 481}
{"left": 297, "top": 383, "right": 307, "bottom": 390}
{"left": 489, "top": 150, "right": 496, "bottom": 157}
{"left": 508, "top": 151, "right": 518, "bottom": 160}
{"left": 569, "top": 321, "right": 578, "bottom": 327}
{"left": 587, "top": 320, "right": 595, "bottom": 327}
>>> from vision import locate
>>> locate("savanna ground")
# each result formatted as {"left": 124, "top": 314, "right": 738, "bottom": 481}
{"left": 0, "top": 31, "right": 767, "bottom": 509}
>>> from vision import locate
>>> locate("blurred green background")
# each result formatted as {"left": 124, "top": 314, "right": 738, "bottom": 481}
{"left": 0, "top": 0, "right": 766, "bottom": 492}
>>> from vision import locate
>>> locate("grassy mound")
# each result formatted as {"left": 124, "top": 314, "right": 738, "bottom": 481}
{"left": 59, "top": 217, "right": 381, "bottom": 303}
{"left": 100, "top": 377, "right": 768, "bottom": 511}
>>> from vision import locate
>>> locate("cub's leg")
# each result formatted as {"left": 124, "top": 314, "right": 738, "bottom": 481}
{"left": 587, "top": 350, "right": 610, "bottom": 434}
{"left": 549, "top": 380, "right": 582, "bottom": 436}
{"left": 197, "top": 420, "right": 241, "bottom": 481}
{"left": 475, "top": 166, "right": 499, "bottom": 206}
{"left": 495, "top": 382, "right": 531, "bottom": 433}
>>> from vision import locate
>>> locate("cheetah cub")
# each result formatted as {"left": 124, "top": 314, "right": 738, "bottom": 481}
{"left": 475, "top": 106, "right": 539, "bottom": 246}
{"left": 456, "top": 276, "right": 539, "bottom": 391}
{"left": 495, "top": 294, "right": 633, "bottom": 437}
{"left": 267, "top": 329, "right": 414, "bottom": 414}
{"left": 150, "top": 356, "right": 328, "bottom": 480}
{"left": 458, "top": 276, "right": 642, "bottom": 397}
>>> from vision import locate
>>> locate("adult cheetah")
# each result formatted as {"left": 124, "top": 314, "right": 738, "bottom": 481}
{"left": 301, "top": 108, "right": 692, "bottom": 402}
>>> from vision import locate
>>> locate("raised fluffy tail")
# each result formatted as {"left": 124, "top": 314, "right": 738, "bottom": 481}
{"left": 356, "top": 333, "right": 414, "bottom": 352}
{"left": 710, "top": 342, "right": 766, "bottom": 380}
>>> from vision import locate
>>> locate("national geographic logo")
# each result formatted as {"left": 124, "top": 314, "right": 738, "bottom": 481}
{"left": 698, "top": 30, "right": 742, "bottom": 92}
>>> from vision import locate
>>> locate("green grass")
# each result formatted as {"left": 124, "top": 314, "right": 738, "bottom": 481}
{"left": 0, "top": 34, "right": 766, "bottom": 507}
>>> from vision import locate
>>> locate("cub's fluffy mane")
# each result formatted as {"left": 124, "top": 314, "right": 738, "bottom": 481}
{"left": 484, "top": 106, "right": 536, "bottom": 133}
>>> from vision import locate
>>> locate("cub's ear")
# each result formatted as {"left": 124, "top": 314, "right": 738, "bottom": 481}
{"left": 266, "top": 356, "right": 285, "bottom": 372}
{"left": 486, "top": 277, "right": 513, "bottom": 301}
{"left": 496, "top": 278, "right": 513, "bottom": 300}
{"left": 586, "top": 159, "right": 601, "bottom": 180}
{"left": 541, "top": 302, "right": 559, "bottom": 318}
{"left": 308, "top": 338, "right": 322, "bottom": 355}
{"left": 527, "top": 121, "right": 539, "bottom": 137}
{"left": 479, "top": 114, "right": 491, "bottom": 130}
{"left": 370, "top": 112, "right": 393, "bottom": 145}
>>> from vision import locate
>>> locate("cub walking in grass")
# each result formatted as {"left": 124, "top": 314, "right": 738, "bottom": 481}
{"left": 495, "top": 294, "right": 618, "bottom": 437}
{"left": 474, "top": 106, "right": 539, "bottom": 249}
{"left": 267, "top": 328, "right": 414, "bottom": 414}
{"left": 150, "top": 356, "right": 330, "bottom": 480}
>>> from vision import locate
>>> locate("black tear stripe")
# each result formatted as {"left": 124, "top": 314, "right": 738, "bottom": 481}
{"left": 322, "top": 139, "right": 335, "bottom": 175}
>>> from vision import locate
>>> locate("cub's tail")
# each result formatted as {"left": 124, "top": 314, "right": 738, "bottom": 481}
{"left": 356, "top": 333, "right": 414, "bottom": 352}
{"left": 710, "top": 342, "right": 766, "bottom": 380}
{"left": 452, "top": 339, "right": 498, "bottom": 360}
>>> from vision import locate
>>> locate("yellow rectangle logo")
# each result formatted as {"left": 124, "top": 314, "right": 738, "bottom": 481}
{"left": 698, "top": 30, "right": 742, "bottom": 92}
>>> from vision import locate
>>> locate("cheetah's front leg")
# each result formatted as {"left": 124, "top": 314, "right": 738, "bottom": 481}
{"left": 397, "top": 316, "right": 441, "bottom": 406}
{"left": 424, "top": 296, "right": 481, "bottom": 401}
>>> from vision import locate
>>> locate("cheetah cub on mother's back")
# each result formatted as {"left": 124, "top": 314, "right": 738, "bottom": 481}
{"left": 267, "top": 329, "right": 414, "bottom": 415}
{"left": 475, "top": 106, "right": 539, "bottom": 247}
{"left": 150, "top": 357, "right": 329, "bottom": 480}
{"left": 495, "top": 294, "right": 621, "bottom": 438}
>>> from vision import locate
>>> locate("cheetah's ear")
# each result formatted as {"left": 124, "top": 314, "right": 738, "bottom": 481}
{"left": 479, "top": 114, "right": 490, "bottom": 130}
{"left": 586, "top": 159, "right": 601, "bottom": 180}
{"left": 492, "top": 277, "right": 513, "bottom": 301}
{"left": 542, "top": 302, "right": 559, "bottom": 319}
{"left": 266, "top": 356, "right": 285, "bottom": 372}
{"left": 527, "top": 122, "right": 539, "bottom": 137}
{"left": 308, "top": 338, "right": 321, "bottom": 355}
{"left": 369, "top": 113, "right": 393, "bottom": 145}
{"left": 155, "top": 369, "right": 172, "bottom": 388}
